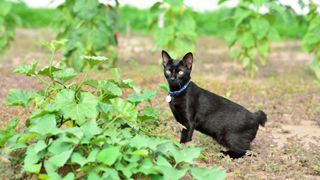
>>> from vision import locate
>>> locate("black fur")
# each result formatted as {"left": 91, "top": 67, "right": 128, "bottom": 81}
{"left": 162, "top": 50, "right": 267, "bottom": 158}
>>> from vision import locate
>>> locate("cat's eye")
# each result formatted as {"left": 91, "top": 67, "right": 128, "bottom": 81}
{"left": 165, "top": 70, "right": 171, "bottom": 75}
{"left": 178, "top": 71, "right": 184, "bottom": 75}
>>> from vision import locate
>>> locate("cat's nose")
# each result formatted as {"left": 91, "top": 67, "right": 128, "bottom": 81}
{"left": 170, "top": 77, "right": 175, "bottom": 81}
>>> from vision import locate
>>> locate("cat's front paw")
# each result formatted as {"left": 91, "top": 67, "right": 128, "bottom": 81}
{"left": 180, "top": 138, "right": 191, "bottom": 144}
{"left": 180, "top": 128, "right": 192, "bottom": 143}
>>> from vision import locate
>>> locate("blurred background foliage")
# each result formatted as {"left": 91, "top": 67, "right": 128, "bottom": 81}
{"left": 1, "top": 0, "right": 320, "bottom": 79}
{"left": 0, "top": 0, "right": 20, "bottom": 53}
{"left": 54, "top": 0, "right": 119, "bottom": 71}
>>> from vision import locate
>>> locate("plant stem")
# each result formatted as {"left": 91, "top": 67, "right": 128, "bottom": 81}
{"left": 36, "top": 75, "right": 50, "bottom": 86}
{"left": 76, "top": 70, "right": 89, "bottom": 93}
{"left": 104, "top": 116, "right": 120, "bottom": 129}
{"left": 54, "top": 80, "right": 67, "bottom": 88}
{"left": 49, "top": 51, "right": 56, "bottom": 77}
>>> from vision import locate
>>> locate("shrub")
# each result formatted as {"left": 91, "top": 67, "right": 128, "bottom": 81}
{"left": 148, "top": 0, "right": 197, "bottom": 57}
{"left": 0, "top": 0, "right": 20, "bottom": 53}
{"left": 54, "top": 0, "right": 119, "bottom": 71}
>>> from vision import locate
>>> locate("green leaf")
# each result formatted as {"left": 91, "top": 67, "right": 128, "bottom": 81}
{"left": 257, "top": 41, "right": 269, "bottom": 58}
{"left": 33, "top": 140, "right": 47, "bottom": 153}
{"left": 63, "top": 173, "right": 75, "bottom": 180}
{"left": 119, "top": 79, "right": 141, "bottom": 93}
{"left": 0, "top": 1, "right": 12, "bottom": 16}
{"left": 131, "top": 149, "right": 149, "bottom": 157}
{"left": 102, "top": 168, "right": 120, "bottom": 180}
{"left": 137, "top": 157, "right": 158, "bottom": 175}
{"left": 0, "top": 117, "right": 19, "bottom": 147}
{"left": 233, "top": 8, "right": 252, "bottom": 27}
{"left": 250, "top": 18, "right": 270, "bottom": 40}
{"left": 139, "top": 106, "right": 160, "bottom": 121}
{"left": 225, "top": 31, "right": 237, "bottom": 47}
{"left": 239, "top": 32, "right": 255, "bottom": 48}
{"left": 110, "top": 68, "right": 121, "bottom": 82}
{"left": 242, "top": 57, "right": 250, "bottom": 68}
{"left": 150, "top": 2, "right": 162, "bottom": 12}
{"left": 47, "top": 148, "right": 74, "bottom": 170}
{"left": 97, "top": 146, "right": 121, "bottom": 166}
{"left": 53, "top": 89, "right": 98, "bottom": 125}
{"left": 71, "top": 149, "right": 99, "bottom": 167}
{"left": 268, "top": 27, "right": 280, "bottom": 40}
{"left": 127, "top": 89, "right": 158, "bottom": 103}
{"left": 310, "top": 57, "right": 320, "bottom": 80}
{"left": 88, "top": 172, "right": 102, "bottom": 180}
{"left": 169, "top": 147, "right": 202, "bottom": 164}
{"left": 97, "top": 102, "right": 113, "bottom": 113}
{"left": 159, "top": 83, "right": 169, "bottom": 93}
{"left": 110, "top": 98, "right": 138, "bottom": 121}
{"left": 115, "top": 161, "right": 138, "bottom": 178}
{"left": 5, "top": 89, "right": 37, "bottom": 107}
{"left": 24, "top": 163, "right": 42, "bottom": 174}
{"left": 129, "top": 135, "right": 169, "bottom": 151}
{"left": 81, "top": 55, "right": 108, "bottom": 68}
{"left": 71, "top": 152, "right": 87, "bottom": 167}
{"left": 23, "top": 145, "right": 42, "bottom": 173}
{"left": 303, "top": 32, "right": 320, "bottom": 52}
{"left": 73, "top": 0, "right": 99, "bottom": 20}
{"left": 62, "top": 127, "right": 84, "bottom": 141}
{"left": 14, "top": 61, "right": 38, "bottom": 76}
{"left": 156, "top": 155, "right": 171, "bottom": 167}
{"left": 129, "top": 134, "right": 150, "bottom": 149}
{"left": 99, "top": 80, "right": 122, "bottom": 97}
{"left": 230, "top": 48, "right": 241, "bottom": 59}
{"left": 42, "top": 39, "right": 68, "bottom": 53}
{"left": 53, "top": 68, "right": 77, "bottom": 82}
{"left": 80, "top": 119, "right": 101, "bottom": 143}
{"left": 191, "top": 167, "right": 226, "bottom": 180}
{"left": 37, "top": 65, "right": 62, "bottom": 78}
{"left": 160, "top": 166, "right": 188, "bottom": 180}
{"left": 29, "top": 114, "right": 60, "bottom": 136}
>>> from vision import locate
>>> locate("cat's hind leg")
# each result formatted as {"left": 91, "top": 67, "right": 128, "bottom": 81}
{"left": 223, "top": 133, "right": 250, "bottom": 159}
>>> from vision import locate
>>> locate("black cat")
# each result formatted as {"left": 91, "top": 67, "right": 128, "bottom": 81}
{"left": 161, "top": 50, "right": 267, "bottom": 158}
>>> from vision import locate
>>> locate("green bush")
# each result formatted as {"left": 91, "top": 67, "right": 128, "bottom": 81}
{"left": 0, "top": 0, "right": 20, "bottom": 53}
{"left": 0, "top": 41, "right": 226, "bottom": 179}
{"left": 11, "top": 3, "right": 59, "bottom": 28}
{"left": 192, "top": 8, "right": 234, "bottom": 37}
{"left": 118, "top": 6, "right": 149, "bottom": 34}
{"left": 8, "top": 2, "right": 308, "bottom": 40}
{"left": 54, "top": 0, "right": 119, "bottom": 71}
{"left": 148, "top": 0, "right": 197, "bottom": 56}
{"left": 219, "top": 0, "right": 294, "bottom": 76}
{"left": 303, "top": 1, "right": 320, "bottom": 80}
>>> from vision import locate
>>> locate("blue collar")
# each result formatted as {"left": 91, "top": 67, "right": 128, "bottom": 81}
{"left": 169, "top": 81, "right": 191, "bottom": 97}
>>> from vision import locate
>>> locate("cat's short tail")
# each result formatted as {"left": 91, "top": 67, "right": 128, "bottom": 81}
{"left": 253, "top": 110, "right": 267, "bottom": 126}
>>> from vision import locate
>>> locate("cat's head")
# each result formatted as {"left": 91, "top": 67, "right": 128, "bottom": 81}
{"left": 161, "top": 50, "right": 193, "bottom": 91}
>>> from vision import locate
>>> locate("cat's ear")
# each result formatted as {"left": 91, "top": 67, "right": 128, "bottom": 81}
{"left": 182, "top": 52, "right": 193, "bottom": 69}
{"left": 162, "top": 50, "right": 172, "bottom": 67}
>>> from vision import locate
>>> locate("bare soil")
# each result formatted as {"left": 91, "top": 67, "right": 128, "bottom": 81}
{"left": 1, "top": 28, "right": 320, "bottom": 179}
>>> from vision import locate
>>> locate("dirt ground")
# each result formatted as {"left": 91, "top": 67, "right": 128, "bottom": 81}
{"left": 1, "top": 29, "right": 320, "bottom": 179}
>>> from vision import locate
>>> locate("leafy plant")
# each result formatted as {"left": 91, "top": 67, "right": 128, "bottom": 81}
{"left": 1, "top": 41, "right": 226, "bottom": 179}
{"left": 0, "top": 0, "right": 20, "bottom": 53}
{"left": 303, "top": 1, "right": 320, "bottom": 80}
{"left": 149, "top": 0, "right": 197, "bottom": 57}
{"left": 0, "top": 118, "right": 19, "bottom": 147}
{"left": 219, "top": 0, "right": 282, "bottom": 76}
{"left": 54, "top": 0, "right": 119, "bottom": 71}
